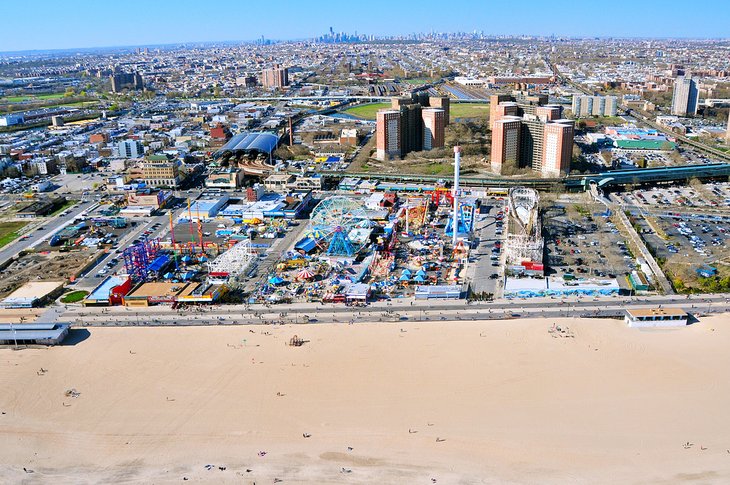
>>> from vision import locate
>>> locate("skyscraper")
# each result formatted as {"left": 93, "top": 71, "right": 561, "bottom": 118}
{"left": 422, "top": 108, "right": 445, "bottom": 150}
{"left": 671, "top": 76, "right": 699, "bottom": 116}
{"left": 376, "top": 110, "right": 401, "bottom": 160}
{"left": 261, "top": 64, "right": 289, "bottom": 89}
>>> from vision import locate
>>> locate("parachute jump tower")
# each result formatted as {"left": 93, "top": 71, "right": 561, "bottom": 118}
{"left": 445, "top": 146, "right": 474, "bottom": 243}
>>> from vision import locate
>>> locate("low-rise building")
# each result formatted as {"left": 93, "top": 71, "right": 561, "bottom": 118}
{"left": 205, "top": 167, "right": 244, "bottom": 190}
{"left": 625, "top": 308, "right": 688, "bottom": 327}
{"left": 264, "top": 173, "right": 295, "bottom": 192}
{"left": 141, "top": 154, "right": 181, "bottom": 188}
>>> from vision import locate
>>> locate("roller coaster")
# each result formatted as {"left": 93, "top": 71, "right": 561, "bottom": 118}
{"left": 504, "top": 187, "right": 544, "bottom": 265}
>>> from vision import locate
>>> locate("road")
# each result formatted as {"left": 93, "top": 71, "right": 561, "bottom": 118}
{"left": 73, "top": 211, "right": 172, "bottom": 289}
{"left": 0, "top": 200, "right": 94, "bottom": 263}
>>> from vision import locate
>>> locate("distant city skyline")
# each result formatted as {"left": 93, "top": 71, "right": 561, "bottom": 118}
{"left": 3, "top": 0, "right": 730, "bottom": 53}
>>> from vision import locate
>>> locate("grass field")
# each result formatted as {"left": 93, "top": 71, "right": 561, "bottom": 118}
{"left": 1, "top": 93, "right": 66, "bottom": 103}
{"left": 60, "top": 290, "right": 89, "bottom": 304}
{"left": 450, "top": 103, "right": 490, "bottom": 119}
{"left": 342, "top": 102, "right": 390, "bottom": 120}
{"left": 0, "top": 221, "right": 28, "bottom": 248}
{"left": 343, "top": 102, "right": 490, "bottom": 121}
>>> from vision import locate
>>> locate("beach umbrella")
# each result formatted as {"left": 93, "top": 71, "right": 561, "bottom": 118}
{"left": 199, "top": 256, "right": 208, "bottom": 262}
{"left": 181, "top": 255, "right": 192, "bottom": 263}
{"left": 416, "top": 269, "right": 427, "bottom": 277}
{"left": 399, "top": 274, "right": 410, "bottom": 282}
{"left": 269, "top": 276, "right": 285, "bottom": 285}
{"left": 401, "top": 268, "right": 412, "bottom": 276}
{"left": 163, "top": 272, "right": 175, "bottom": 279}
{"left": 414, "top": 274, "right": 426, "bottom": 282}
{"left": 297, "top": 268, "right": 315, "bottom": 280}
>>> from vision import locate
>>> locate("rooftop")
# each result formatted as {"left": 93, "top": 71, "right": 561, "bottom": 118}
{"left": 626, "top": 308, "right": 688, "bottom": 318}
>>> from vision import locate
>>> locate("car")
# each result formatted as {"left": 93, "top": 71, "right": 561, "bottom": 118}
{"left": 489, "top": 273, "right": 499, "bottom": 279}
{"left": 36, "top": 227, "right": 45, "bottom": 231}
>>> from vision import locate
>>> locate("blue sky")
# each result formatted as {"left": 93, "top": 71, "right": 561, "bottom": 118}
{"left": 2, "top": 0, "right": 729, "bottom": 52}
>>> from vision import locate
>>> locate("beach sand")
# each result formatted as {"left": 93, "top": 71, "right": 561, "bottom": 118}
{"left": 1, "top": 316, "right": 730, "bottom": 484}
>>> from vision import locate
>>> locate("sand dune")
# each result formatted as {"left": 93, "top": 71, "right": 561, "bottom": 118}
{"left": 1, "top": 316, "right": 730, "bottom": 484}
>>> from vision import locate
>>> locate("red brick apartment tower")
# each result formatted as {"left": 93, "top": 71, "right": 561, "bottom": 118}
{"left": 376, "top": 110, "right": 401, "bottom": 160}
{"left": 541, "top": 120, "right": 574, "bottom": 177}
{"left": 490, "top": 116, "right": 522, "bottom": 174}
{"left": 421, "top": 108, "right": 445, "bottom": 150}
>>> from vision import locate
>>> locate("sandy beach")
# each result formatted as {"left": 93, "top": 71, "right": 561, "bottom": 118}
{"left": 1, "top": 316, "right": 730, "bottom": 484}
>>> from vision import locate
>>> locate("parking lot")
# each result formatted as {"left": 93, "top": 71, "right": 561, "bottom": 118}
{"left": 543, "top": 200, "right": 637, "bottom": 286}
{"left": 620, "top": 183, "right": 730, "bottom": 210}
{"left": 634, "top": 211, "right": 730, "bottom": 291}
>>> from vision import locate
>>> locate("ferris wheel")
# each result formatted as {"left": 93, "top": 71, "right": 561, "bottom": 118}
{"left": 307, "top": 196, "right": 371, "bottom": 256}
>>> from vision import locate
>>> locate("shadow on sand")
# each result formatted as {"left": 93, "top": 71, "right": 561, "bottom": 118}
{"left": 61, "top": 329, "right": 91, "bottom": 346}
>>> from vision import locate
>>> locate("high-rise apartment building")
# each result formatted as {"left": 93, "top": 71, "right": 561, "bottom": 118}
{"left": 110, "top": 72, "right": 144, "bottom": 93}
{"left": 422, "top": 108, "right": 446, "bottom": 150}
{"left": 376, "top": 96, "right": 446, "bottom": 160}
{"left": 542, "top": 120, "right": 575, "bottom": 177}
{"left": 490, "top": 94, "right": 514, "bottom": 129}
{"left": 376, "top": 110, "right": 401, "bottom": 160}
{"left": 429, "top": 96, "right": 450, "bottom": 125}
{"left": 490, "top": 94, "right": 574, "bottom": 177}
{"left": 490, "top": 92, "right": 551, "bottom": 128}
{"left": 261, "top": 64, "right": 289, "bottom": 89}
{"left": 400, "top": 103, "right": 423, "bottom": 155}
{"left": 671, "top": 76, "right": 699, "bottom": 116}
{"left": 490, "top": 116, "right": 522, "bottom": 173}
{"left": 571, "top": 95, "right": 618, "bottom": 117}
{"left": 117, "top": 139, "right": 144, "bottom": 158}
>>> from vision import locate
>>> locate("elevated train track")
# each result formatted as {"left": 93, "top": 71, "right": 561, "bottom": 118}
{"left": 314, "top": 163, "right": 730, "bottom": 191}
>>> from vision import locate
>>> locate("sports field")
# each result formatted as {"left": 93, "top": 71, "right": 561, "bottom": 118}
{"left": 342, "top": 102, "right": 389, "bottom": 120}
{"left": 343, "top": 102, "right": 490, "bottom": 120}
{"left": 1, "top": 93, "right": 65, "bottom": 103}
{"left": 449, "top": 102, "right": 490, "bottom": 118}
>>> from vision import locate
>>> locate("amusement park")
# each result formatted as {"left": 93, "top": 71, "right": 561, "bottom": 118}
{"left": 248, "top": 147, "right": 481, "bottom": 304}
